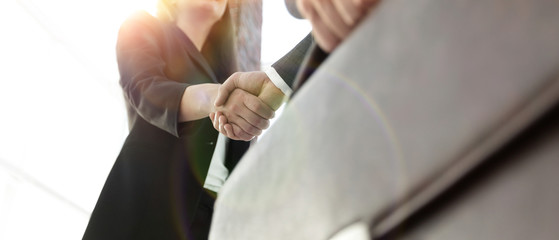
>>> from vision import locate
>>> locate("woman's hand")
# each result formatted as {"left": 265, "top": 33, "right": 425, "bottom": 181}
{"left": 178, "top": 83, "right": 273, "bottom": 141}
{"left": 210, "top": 111, "right": 246, "bottom": 141}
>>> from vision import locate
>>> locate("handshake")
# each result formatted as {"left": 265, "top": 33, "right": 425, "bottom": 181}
{"left": 210, "top": 71, "right": 288, "bottom": 141}
{"left": 208, "top": 0, "right": 381, "bottom": 141}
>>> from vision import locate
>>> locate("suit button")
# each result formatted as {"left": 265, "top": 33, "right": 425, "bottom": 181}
{"left": 209, "top": 141, "right": 215, "bottom": 145}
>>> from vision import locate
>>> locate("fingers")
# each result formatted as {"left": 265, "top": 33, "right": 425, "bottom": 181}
{"left": 210, "top": 112, "right": 218, "bottom": 132}
{"left": 307, "top": 8, "right": 341, "bottom": 53}
{"left": 243, "top": 94, "right": 275, "bottom": 120}
{"left": 230, "top": 123, "right": 255, "bottom": 141}
{"left": 222, "top": 123, "right": 254, "bottom": 141}
{"left": 297, "top": 0, "right": 379, "bottom": 52}
{"left": 223, "top": 121, "right": 255, "bottom": 141}
{"left": 215, "top": 89, "right": 270, "bottom": 137}
{"left": 212, "top": 111, "right": 227, "bottom": 136}
{"left": 210, "top": 112, "right": 216, "bottom": 124}
{"left": 215, "top": 71, "right": 269, "bottom": 107}
{"left": 215, "top": 112, "right": 233, "bottom": 138}
{"left": 333, "top": 0, "right": 363, "bottom": 26}
{"left": 310, "top": 0, "right": 351, "bottom": 39}
{"left": 223, "top": 111, "right": 264, "bottom": 137}
{"left": 220, "top": 119, "right": 255, "bottom": 142}
{"left": 212, "top": 112, "right": 255, "bottom": 141}
{"left": 212, "top": 71, "right": 278, "bottom": 141}
{"left": 357, "top": 0, "right": 381, "bottom": 8}
{"left": 235, "top": 71, "right": 268, "bottom": 96}
{"left": 297, "top": 0, "right": 342, "bottom": 52}
{"left": 214, "top": 72, "right": 241, "bottom": 107}
{"left": 227, "top": 89, "right": 273, "bottom": 128}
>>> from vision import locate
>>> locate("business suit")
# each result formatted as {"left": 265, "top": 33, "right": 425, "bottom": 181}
{"left": 280, "top": 0, "right": 330, "bottom": 93}
{"left": 210, "top": 0, "right": 559, "bottom": 239}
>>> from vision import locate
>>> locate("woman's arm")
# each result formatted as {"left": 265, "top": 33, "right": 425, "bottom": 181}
{"left": 117, "top": 13, "right": 190, "bottom": 137}
{"left": 118, "top": 13, "right": 274, "bottom": 139}
{"left": 181, "top": 82, "right": 275, "bottom": 140}
{"left": 178, "top": 83, "right": 220, "bottom": 122}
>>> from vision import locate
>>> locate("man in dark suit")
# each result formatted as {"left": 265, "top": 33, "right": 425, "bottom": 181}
{"left": 211, "top": 0, "right": 378, "bottom": 139}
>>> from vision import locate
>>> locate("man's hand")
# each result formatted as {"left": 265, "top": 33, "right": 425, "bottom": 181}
{"left": 211, "top": 71, "right": 287, "bottom": 141}
{"left": 210, "top": 111, "right": 247, "bottom": 140}
{"left": 214, "top": 71, "right": 286, "bottom": 110}
{"left": 296, "top": 0, "right": 379, "bottom": 52}
{"left": 212, "top": 87, "right": 275, "bottom": 141}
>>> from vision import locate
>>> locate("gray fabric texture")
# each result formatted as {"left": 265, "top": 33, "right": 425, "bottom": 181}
{"left": 211, "top": 0, "right": 559, "bottom": 239}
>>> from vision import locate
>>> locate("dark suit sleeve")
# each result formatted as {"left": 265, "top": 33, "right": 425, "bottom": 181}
{"left": 271, "top": 33, "right": 313, "bottom": 88}
{"left": 117, "top": 12, "right": 190, "bottom": 137}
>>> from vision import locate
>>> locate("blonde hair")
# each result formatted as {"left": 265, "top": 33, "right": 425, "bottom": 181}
{"left": 156, "top": 0, "right": 177, "bottom": 22}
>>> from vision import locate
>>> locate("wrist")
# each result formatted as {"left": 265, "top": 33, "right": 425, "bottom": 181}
{"left": 204, "top": 83, "right": 220, "bottom": 115}
{"left": 179, "top": 83, "right": 220, "bottom": 122}
{"left": 264, "top": 67, "right": 292, "bottom": 97}
{"left": 259, "top": 81, "right": 287, "bottom": 111}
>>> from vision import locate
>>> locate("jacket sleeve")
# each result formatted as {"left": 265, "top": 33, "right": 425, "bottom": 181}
{"left": 117, "top": 12, "right": 189, "bottom": 137}
{"left": 271, "top": 33, "right": 314, "bottom": 88}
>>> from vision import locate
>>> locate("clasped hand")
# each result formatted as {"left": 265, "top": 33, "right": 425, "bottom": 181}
{"left": 210, "top": 71, "right": 286, "bottom": 141}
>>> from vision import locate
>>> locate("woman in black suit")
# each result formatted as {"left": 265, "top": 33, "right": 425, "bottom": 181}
{"left": 82, "top": 1, "right": 274, "bottom": 239}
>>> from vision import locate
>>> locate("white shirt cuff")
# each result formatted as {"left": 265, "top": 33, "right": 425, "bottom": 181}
{"left": 264, "top": 67, "right": 292, "bottom": 98}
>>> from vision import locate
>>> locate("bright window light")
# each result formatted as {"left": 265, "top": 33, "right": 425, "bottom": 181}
{"left": 0, "top": 1, "right": 309, "bottom": 239}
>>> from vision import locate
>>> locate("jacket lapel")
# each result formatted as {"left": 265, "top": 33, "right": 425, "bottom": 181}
{"left": 172, "top": 25, "right": 218, "bottom": 83}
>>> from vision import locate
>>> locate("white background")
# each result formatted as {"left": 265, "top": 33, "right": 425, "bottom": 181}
{"left": 0, "top": 0, "right": 309, "bottom": 239}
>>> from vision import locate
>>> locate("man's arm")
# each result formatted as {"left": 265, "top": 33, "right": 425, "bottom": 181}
{"left": 211, "top": 0, "right": 380, "bottom": 139}
{"left": 213, "top": 33, "right": 314, "bottom": 107}
{"left": 211, "top": 33, "right": 315, "bottom": 140}
{"left": 270, "top": 34, "right": 314, "bottom": 88}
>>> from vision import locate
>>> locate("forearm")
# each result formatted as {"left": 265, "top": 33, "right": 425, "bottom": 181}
{"left": 179, "top": 83, "right": 220, "bottom": 122}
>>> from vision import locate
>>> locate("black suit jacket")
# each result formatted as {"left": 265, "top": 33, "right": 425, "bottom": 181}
{"left": 83, "top": 12, "right": 243, "bottom": 239}
{"left": 280, "top": 0, "right": 329, "bottom": 94}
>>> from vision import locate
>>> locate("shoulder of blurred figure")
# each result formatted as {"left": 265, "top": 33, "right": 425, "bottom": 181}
{"left": 117, "top": 10, "right": 165, "bottom": 41}
{"left": 120, "top": 10, "right": 162, "bottom": 33}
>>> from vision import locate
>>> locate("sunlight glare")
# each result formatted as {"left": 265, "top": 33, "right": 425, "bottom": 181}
{"left": 0, "top": 0, "right": 308, "bottom": 239}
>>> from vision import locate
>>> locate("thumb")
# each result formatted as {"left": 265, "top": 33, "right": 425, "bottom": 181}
{"left": 214, "top": 72, "right": 240, "bottom": 106}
